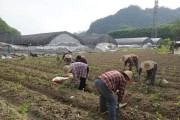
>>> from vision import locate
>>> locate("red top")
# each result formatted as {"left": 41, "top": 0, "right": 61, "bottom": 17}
{"left": 98, "top": 70, "right": 126, "bottom": 102}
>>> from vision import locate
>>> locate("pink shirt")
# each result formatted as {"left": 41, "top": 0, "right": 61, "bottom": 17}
{"left": 70, "top": 62, "right": 88, "bottom": 79}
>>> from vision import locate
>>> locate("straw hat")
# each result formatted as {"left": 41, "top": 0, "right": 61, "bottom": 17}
{"left": 63, "top": 65, "right": 71, "bottom": 73}
{"left": 121, "top": 55, "right": 130, "bottom": 62}
{"left": 123, "top": 70, "right": 133, "bottom": 81}
{"left": 64, "top": 54, "right": 72, "bottom": 59}
{"left": 140, "top": 61, "right": 154, "bottom": 71}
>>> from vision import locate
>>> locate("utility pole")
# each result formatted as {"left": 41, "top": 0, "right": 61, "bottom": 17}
{"left": 151, "top": 0, "right": 158, "bottom": 38}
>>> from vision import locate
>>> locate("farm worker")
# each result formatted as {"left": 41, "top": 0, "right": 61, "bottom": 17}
{"left": 120, "top": 54, "right": 139, "bottom": 73}
{"left": 62, "top": 50, "right": 72, "bottom": 60}
{"left": 94, "top": 70, "right": 133, "bottom": 120}
{"left": 75, "top": 55, "right": 88, "bottom": 64}
{"left": 63, "top": 54, "right": 74, "bottom": 64}
{"left": 63, "top": 62, "right": 89, "bottom": 90}
{"left": 139, "top": 60, "right": 157, "bottom": 86}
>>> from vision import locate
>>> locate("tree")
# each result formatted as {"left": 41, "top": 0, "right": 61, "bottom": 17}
{"left": 172, "top": 18, "right": 180, "bottom": 40}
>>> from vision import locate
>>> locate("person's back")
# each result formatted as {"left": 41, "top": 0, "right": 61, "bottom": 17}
{"left": 70, "top": 62, "right": 88, "bottom": 79}
{"left": 70, "top": 62, "right": 89, "bottom": 90}
{"left": 75, "top": 55, "right": 87, "bottom": 64}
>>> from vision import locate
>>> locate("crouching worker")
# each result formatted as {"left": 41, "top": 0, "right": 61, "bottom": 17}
{"left": 63, "top": 54, "right": 74, "bottom": 64}
{"left": 139, "top": 60, "right": 157, "bottom": 86}
{"left": 94, "top": 70, "right": 133, "bottom": 120}
{"left": 63, "top": 62, "right": 89, "bottom": 90}
{"left": 121, "top": 54, "right": 139, "bottom": 73}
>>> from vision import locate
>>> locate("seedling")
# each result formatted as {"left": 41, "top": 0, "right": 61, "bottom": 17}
{"left": 161, "top": 67, "right": 166, "bottom": 76}
{"left": 56, "top": 55, "right": 60, "bottom": 61}
{"left": 150, "top": 93, "right": 160, "bottom": 100}
{"left": 171, "top": 66, "right": 176, "bottom": 76}
{"left": 14, "top": 82, "right": 22, "bottom": 90}
{"left": 175, "top": 96, "right": 180, "bottom": 105}
{"left": 18, "top": 103, "right": 30, "bottom": 115}
{"left": 16, "top": 73, "right": 26, "bottom": 79}
{"left": 7, "top": 108, "right": 16, "bottom": 120}
{"left": 152, "top": 102, "right": 160, "bottom": 109}
{"left": 20, "top": 55, "right": 26, "bottom": 60}
{"left": 23, "top": 91, "right": 31, "bottom": 98}
{"left": 156, "top": 111, "right": 163, "bottom": 120}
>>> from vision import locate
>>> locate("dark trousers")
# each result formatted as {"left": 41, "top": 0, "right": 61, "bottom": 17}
{"left": 78, "top": 66, "right": 89, "bottom": 90}
{"left": 146, "top": 64, "right": 157, "bottom": 86}
{"left": 79, "top": 77, "right": 86, "bottom": 90}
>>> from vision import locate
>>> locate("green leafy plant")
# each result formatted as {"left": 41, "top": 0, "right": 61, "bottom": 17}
{"left": 156, "top": 112, "right": 163, "bottom": 120}
{"left": 161, "top": 67, "right": 166, "bottom": 76}
{"left": 58, "top": 79, "right": 71, "bottom": 89}
{"left": 143, "top": 84, "right": 149, "bottom": 94}
{"left": 155, "top": 38, "right": 172, "bottom": 54}
{"left": 171, "top": 66, "right": 176, "bottom": 76}
{"left": 7, "top": 108, "right": 16, "bottom": 120}
{"left": 56, "top": 55, "right": 60, "bottom": 61}
{"left": 23, "top": 92, "right": 31, "bottom": 98}
{"left": 18, "top": 103, "right": 30, "bottom": 115}
{"left": 20, "top": 55, "right": 26, "bottom": 60}
{"left": 150, "top": 93, "right": 160, "bottom": 100}
{"left": 175, "top": 96, "right": 180, "bottom": 105}
{"left": 16, "top": 72, "right": 26, "bottom": 79}
{"left": 152, "top": 102, "right": 160, "bottom": 109}
{"left": 14, "top": 82, "right": 22, "bottom": 90}
{"left": 57, "top": 72, "right": 65, "bottom": 77}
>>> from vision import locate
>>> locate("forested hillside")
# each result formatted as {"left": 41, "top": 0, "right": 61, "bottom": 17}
{"left": 0, "top": 18, "right": 21, "bottom": 44}
{"left": 86, "top": 5, "right": 180, "bottom": 35}
{"left": 109, "top": 24, "right": 174, "bottom": 39}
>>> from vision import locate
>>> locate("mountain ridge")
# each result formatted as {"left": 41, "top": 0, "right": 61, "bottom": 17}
{"left": 86, "top": 5, "right": 180, "bottom": 35}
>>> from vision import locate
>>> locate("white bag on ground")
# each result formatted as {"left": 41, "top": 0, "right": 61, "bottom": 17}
{"left": 52, "top": 77, "right": 69, "bottom": 84}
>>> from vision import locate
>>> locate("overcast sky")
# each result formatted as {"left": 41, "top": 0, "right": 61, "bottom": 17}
{"left": 0, "top": 0, "right": 179, "bottom": 35}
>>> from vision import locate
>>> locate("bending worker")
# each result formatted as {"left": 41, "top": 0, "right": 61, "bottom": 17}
{"left": 139, "top": 60, "right": 158, "bottom": 86}
{"left": 121, "top": 54, "right": 139, "bottom": 73}
{"left": 63, "top": 62, "right": 89, "bottom": 90}
{"left": 94, "top": 70, "right": 133, "bottom": 120}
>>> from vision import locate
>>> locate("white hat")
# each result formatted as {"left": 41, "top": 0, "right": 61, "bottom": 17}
{"left": 140, "top": 61, "right": 154, "bottom": 71}
{"left": 64, "top": 54, "right": 72, "bottom": 59}
{"left": 123, "top": 70, "right": 133, "bottom": 81}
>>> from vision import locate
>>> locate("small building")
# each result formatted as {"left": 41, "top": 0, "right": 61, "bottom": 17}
{"left": 115, "top": 37, "right": 154, "bottom": 48}
{"left": 14, "top": 31, "right": 83, "bottom": 46}
{"left": 13, "top": 31, "right": 86, "bottom": 53}
{"left": 78, "top": 34, "right": 117, "bottom": 48}
{"left": 0, "top": 42, "right": 13, "bottom": 53}
{"left": 151, "top": 38, "right": 163, "bottom": 46}
{"left": 173, "top": 41, "right": 180, "bottom": 55}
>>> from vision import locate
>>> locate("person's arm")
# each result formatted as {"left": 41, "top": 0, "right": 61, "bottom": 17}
{"left": 134, "top": 58, "right": 139, "bottom": 73}
{"left": 117, "top": 80, "right": 125, "bottom": 102}
{"left": 139, "top": 68, "right": 142, "bottom": 76}
{"left": 124, "top": 60, "right": 128, "bottom": 70}
{"left": 117, "top": 88, "right": 125, "bottom": 102}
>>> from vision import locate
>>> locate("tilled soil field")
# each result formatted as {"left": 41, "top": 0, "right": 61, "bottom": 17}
{"left": 0, "top": 49, "right": 179, "bottom": 120}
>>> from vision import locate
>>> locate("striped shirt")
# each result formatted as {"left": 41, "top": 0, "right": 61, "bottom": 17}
{"left": 70, "top": 62, "right": 88, "bottom": 79}
{"left": 98, "top": 70, "right": 126, "bottom": 102}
